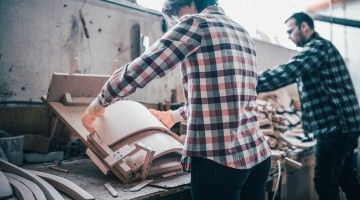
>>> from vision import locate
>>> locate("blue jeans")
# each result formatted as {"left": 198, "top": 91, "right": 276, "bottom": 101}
{"left": 190, "top": 156, "right": 271, "bottom": 200}
{"left": 315, "top": 132, "right": 360, "bottom": 200}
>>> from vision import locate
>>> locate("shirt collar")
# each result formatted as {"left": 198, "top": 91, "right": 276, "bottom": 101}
{"left": 200, "top": 6, "right": 225, "bottom": 15}
{"left": 306, "top": 32, "right": 320, "bottom": 44}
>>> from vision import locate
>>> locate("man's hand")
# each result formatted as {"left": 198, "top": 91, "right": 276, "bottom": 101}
{"left": 149, "top": 109, "right": 176, "bottom": 129}
{"left": 82, "top": 100, "right": 105, "bottom": 134}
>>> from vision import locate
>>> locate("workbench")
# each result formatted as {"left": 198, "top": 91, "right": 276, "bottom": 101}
{"left": 24, "top": 158, "right": 191, "bottom": 200}
{"left": 23, "top": 157, "right": 286, "bottom": 200}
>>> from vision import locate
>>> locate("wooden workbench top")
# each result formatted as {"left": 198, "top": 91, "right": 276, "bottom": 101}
{"left": 24, "top": 158, "right": 190, "bottom": 200}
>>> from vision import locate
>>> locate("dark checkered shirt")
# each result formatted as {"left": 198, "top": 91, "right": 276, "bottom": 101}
{"left": 257, "top": 32, "right": 360, "bottom": 136}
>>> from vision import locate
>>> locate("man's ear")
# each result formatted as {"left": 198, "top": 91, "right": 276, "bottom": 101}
{"left": 301, "top": 22, "right": 309, "bottom": 32}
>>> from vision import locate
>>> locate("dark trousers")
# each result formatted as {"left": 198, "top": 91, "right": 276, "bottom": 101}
{"left": 315, "top": 132, "right": 360, "bottom": 200}
{"left": 190, "top": 156, "right": 271, "bottom": 200}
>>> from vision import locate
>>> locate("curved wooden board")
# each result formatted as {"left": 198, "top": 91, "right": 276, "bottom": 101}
{"left": 0, "top": 159, "right": 64, "bottom": 200}
{"left": 0, "top": 170, "right": 13, "bottom": 199}
{"left": 93, "top": 100, "right": 170, "bottom": 146}
{"left": 7, "top": 177, "right": 35, "bottom": 200}
{"left": 148, "top": 153, "right": 183, "bottom": 177}
{"left": 28, "top": 170, "right": 95, "bottom": 200}
{"left": 111, "top": 130, "right": 183, "bottom": 172}
{"left": 4, "top": 172, "right": 46, "bottom": 200}
{"left": 47, "top": 100, "right": 180, "bottom": 147}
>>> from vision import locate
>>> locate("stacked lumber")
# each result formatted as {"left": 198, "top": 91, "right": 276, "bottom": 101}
{"left": 257, "top": 96, "right": 304, "bottom": 169}
{"left": 257, "top": 92, "right": 304, "bottom": 152}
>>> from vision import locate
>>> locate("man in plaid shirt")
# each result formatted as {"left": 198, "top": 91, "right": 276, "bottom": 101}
{"left": 257, "top": 12, "right": 360, "bottom": 200}
{"left": 83, "top": 0, "right": 271, "bottom": 199}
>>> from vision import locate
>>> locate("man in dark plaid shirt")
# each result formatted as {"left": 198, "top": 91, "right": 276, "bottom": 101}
{"left": 257, "top": 12, "right": 360, "bottom": 200}
{"left": 83, "top": 0, "right": 271, "bottom": 199}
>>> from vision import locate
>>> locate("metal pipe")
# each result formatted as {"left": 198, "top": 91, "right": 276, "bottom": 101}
{"left": 313, "top": 14, "right": 360, "bottom": 29}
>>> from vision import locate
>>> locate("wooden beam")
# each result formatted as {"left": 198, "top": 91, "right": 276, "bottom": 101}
{"left": 29, "top": 170, "right": 95, "bottom": 200}
{"left": 4, "top": 172, "right": 46, "bottom": 200}
{"left": 130, "top": 179, "right": 154, "bottom": 192}
{"left": 62, "top": 93, "right": 94, "bottom": 106}
{"left": 134, "top": 142, "right": 155, "bottom": 179}
{"left": 0, "top": 170, "right": 13, "bottom": 199}
{"left": 88, "top": 134, "right": 132, "bottom": 176}
{"left": 7, "top": 177, "right": 35, "bottom": 200}
{"left": 0, "top": 159, "right": 64, "bottom": 200}
{"left": 285, "top": 157, "right": 303, "bottom": 169}
{"left": 85, "top": 148, "right": 110, "bottom": 175}
{"left": 104, "top": 183, "right": 118, "bottom": 197}
{"left": 104, "top": 145, "right": 137, "bottom": 167}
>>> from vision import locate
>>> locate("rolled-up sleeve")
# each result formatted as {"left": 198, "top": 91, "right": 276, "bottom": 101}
{"left": 257, "top": 42, "right": 328, "bottom": 93}
{"left": 97, "top": 17, "right": 202, "bottom": 106}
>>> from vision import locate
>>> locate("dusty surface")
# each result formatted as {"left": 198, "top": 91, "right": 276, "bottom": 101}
{"left": 24, "top": 158, "right": 190, "bottom": 200}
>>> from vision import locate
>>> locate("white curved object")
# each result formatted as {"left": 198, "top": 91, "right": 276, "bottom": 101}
{"left": 94, "top": 100, "right": 170, "bottom": 146}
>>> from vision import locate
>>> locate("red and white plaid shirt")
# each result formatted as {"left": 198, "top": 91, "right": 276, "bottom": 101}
{"left": 97, "top": 6, "right": 271, "bottom": 171}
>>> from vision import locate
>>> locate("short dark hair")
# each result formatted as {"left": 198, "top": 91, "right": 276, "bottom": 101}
{"left": 162, "top": 0, "right": 218, "bottom": 18}
{"left": 285, "top": 12, "right": 314, "bottom": 29}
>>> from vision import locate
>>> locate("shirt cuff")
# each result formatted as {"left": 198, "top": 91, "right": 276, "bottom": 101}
{"left": 171, "top": 106, "right": 187, "bottom": 123}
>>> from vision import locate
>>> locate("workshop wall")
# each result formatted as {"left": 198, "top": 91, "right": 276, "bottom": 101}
{"left": 315, "top": 1, "right": 360, "bottom": 100}
{"left": 0, "top": 0, "right": 177, "bottom": 136}
{"left": 255, "top": 39, "right": 298, "bottom": 98}
{"left": 0, "top": 0, "right": 179, "bottom": 104}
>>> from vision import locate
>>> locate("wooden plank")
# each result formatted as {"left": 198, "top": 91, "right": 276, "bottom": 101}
{"left": 285, "top": 157, "right": 303, "bottom": 169}
{"left": 29, "top": 170, "right": 95, "bottom": 200}
{"left": 111, "top": 131, "right": 183, "bottom": 166}
{"left": 0, "top": 159, "right": 64, "bottom": 200}
{"left": 88, "top": 134, "right": 131, "bottom": 173}
{"left": 4, "top": 172, "right": 46, "bottom": 200}
{"left": 62, "top": 93, "right": 94, "bottom": 106}
{"left": 7, "top": 177, "right": 35, "bottom": 200}
{"left": 46, "top": 73, "right": 109, "bottom": 102}
{"left": 148, "top": 160, "right": 183, "bottom": 177}
{"left": 134, "top": 142, "right": 155, "bottom": 179}
{"left": 271, "top": 150, "right": 286, "bottom": 160}
{"left": 85, "top": 148, "right": 110, "bottom": 175}
{"left": 161, "top": 171, "right": 179, "bottom": 178}
{"left": 280, "top": 135, "right": 316, "bottom": 149}
{"left": 150, "top": 173, "right": 190, "bottom": 189}
{"left": 129, "top": 179, "right": 154, "bottom": 192}
{"left": 48, "top": 165, "right": 69, "bottom": 173}
{"left": 104, "top": 145, "right": 137, "bottom": 167}
{"left": 104, "top": 183, "right": 118, "bottom": 197}
{"left": 87, "top": 134, "right": 132, "bottom": 182}
{"left": 0, "top": 170, "right": 13, "bottom": 199}
{"left": 48, "top": 102, "right": 89, "bottom": 144}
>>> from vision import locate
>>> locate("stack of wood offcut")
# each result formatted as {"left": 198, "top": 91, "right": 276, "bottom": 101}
{"left": 257, "top": 91, "right": 305, "bottom": 152}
